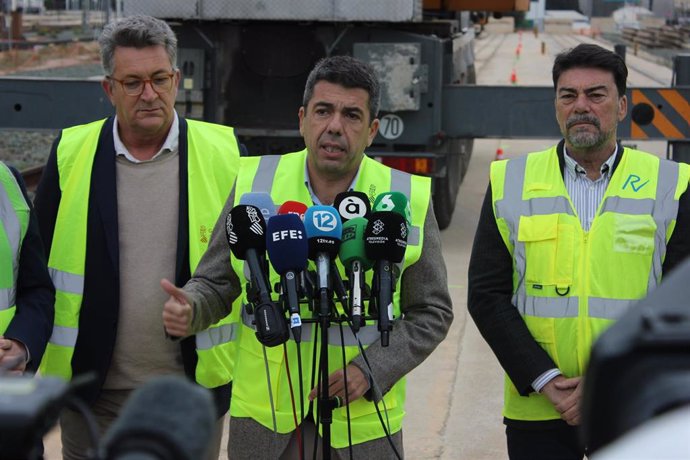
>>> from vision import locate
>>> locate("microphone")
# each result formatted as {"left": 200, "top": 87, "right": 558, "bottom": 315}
{"left": 278, "top": 200, "right": 308, "bottom": 220}
{"left": 333, "top": 191, "right": 370, "bottom": 222}
{"left": 240, "top": 191, "right": 276, "bottom": 221}
{"left": 226, "top": 205, "right": 270, "bottom": 301}
{"left": 277, "top": 201, "right": 311, "bottom": 300}
{"left": 339, "top": 217, "right": 372, "bottom": 332}
{"left": 226, "top": 205, "right": 288, "bottom": 347}
{"left": 304, "top": 206, "right": 342, "bottom": 295}
{"left": 364, "top": 211, "right": 408, "bottom": 347}
{"left": 266, "top": 214, "right": 308, "bottom": 342}
{"left": 372, "top": 191, "right": 411, "bottom": 225}
{"left": 103, "top": 375, "right": 215, "bottom": 460}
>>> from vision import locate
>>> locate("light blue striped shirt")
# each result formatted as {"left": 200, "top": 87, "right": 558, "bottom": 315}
{"left": 563, "top": 145, "right": 618, "bottom": 231}
{"left": 531, "top": 145, "right": 618, "bottom": 393}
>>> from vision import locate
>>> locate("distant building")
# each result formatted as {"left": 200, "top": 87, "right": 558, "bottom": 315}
{"left": 575, "top": 0, "right": 675, "bottom": 18}
{"left": 5, "top": 0, "right": 44, "bottom": 13}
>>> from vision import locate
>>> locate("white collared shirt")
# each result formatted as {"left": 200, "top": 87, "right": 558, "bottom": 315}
{"left": 303, "top": 155, "right": 361, "bottom": 205}
{"left": 113, "top": 111, "right": 180, "bottom": 163}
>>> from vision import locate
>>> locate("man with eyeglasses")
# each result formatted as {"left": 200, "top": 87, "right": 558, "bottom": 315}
{"left": 34, "top": 15, "right": 240, "bottom": 460}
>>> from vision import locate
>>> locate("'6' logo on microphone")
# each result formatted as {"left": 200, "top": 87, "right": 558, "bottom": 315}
{"left": 311, "top": 210, "right": 338, "bottom": 232}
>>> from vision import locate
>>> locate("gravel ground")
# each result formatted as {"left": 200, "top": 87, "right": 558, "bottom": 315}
{"left": 1, "top": 62, "right": 103, "bottom": 171}
{"left": 0, "top": 129, "right": 58, "bottom": 171}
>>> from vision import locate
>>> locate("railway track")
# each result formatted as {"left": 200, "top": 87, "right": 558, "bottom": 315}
{"left": 544, "top": 34, "right": 672, "bottom": 87}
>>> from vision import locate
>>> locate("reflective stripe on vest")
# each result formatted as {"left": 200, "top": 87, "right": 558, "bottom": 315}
{"left": 0, "top": 162, "right": 29, "bottom": 332}
{"left": 491, "top": 146, "right": 689, "bottom": 422}
{"left": 48, "top": 268, "right": 84, "bottom": 294}
{"left": 195, "top": 322, "right": 239, "bottom": 350}
{"left": 0, "top": 288, "right": 15, "bottom": 312}
{"left": 230, "top": 150, "right": 431, "bottom": 448}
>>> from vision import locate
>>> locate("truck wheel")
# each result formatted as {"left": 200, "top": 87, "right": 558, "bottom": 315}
{"left": 460, "top": 138, "right": 474, "bottom": 181}
{"left": 433, "top": 138, "right": 472, "bottom": 230}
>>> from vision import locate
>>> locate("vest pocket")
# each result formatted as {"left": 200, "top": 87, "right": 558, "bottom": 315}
{"left": 523, "top": 315, "right": 558, "bottom": 363}
{"left": 518, "top": 214, "right": 573, "bottom": 286}
{"left": 613, "top": 214, "right": 656, "bottom": 255}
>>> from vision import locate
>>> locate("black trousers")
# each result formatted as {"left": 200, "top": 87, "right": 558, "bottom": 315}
{"left": 506, "top": 424, "right": 585, "bottom": 460}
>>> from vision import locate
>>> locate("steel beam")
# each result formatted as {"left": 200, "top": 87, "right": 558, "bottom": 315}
{"left": 0, "top": 78, "right": 112, "bottom": 130}
{"left": 442, "top": 84, "right": 690, "bottom": 140}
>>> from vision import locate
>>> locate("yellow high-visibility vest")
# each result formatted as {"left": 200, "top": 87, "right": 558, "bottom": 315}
{"left": 230, "top": 149, "right": 431, "bottom": 447}
{"left": 0, "top": 162, "right": 30, "bottom": 333}
{"left": 39, "top": 118, "right": 240, "bottom": 388}
{"left": 490, "top": 146, "right": 690, "bottom": 420}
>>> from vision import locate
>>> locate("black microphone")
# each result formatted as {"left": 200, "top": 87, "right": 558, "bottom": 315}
{"left": 266, "top": 214, "right": 308, "bottom": 342}
{"left": 333, "top": 191, "right": 371, "bottom": 222}
{"left": 226, "top": 204, "right": 271, "bottom": 302}
{"left": 103, "top": 375, "right": 215, "bottom": 460}
{"left": 226, "top": 205, "right": 288, "bottom": 347}
{"left": 364, "top": 211, "right": 408, "bottom": 347}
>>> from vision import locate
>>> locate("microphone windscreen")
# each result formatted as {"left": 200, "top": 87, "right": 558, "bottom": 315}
{"left": 226, "top": 204, "right": 266, "bottom": 260}
{"left": 278, "top": 201, "right": 308, "bottom": 220}
{"left": 373, "top": 191, "right": 411, "bottom": 225}
{"left": 240, "top": 192, "right": 277, "bottom": 221}
{"left": 304, "top": 205, "right": 342, "bottom": 259}
{"left": 339, "top": 217, "right": 373, "bottom": 270}
{"left": 266, "top": 214, "right": 308, "bottom": 274}
{"left": 364, "top": 211, "right": 408, "bottom": 263}
{"left": 333, "top": 191, "right": 371, "bottom": 222}
{"left": 103, "top": 375, "right": 215, "bottom": 460}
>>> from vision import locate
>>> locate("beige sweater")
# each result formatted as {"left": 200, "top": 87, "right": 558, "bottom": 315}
{"left": 103, "top": 152, "right": 185, "bottom": 389}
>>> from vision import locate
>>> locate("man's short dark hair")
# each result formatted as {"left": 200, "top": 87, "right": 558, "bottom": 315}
{"left": 302, "top": 56, "right": 381, "bottom": 122}
{"left": 552, "top": 44, "right": 628, "bottom": 97}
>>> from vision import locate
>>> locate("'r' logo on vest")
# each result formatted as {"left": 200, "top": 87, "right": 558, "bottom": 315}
{"left": 622, "top": 174, "right": 649, "bottom": 192}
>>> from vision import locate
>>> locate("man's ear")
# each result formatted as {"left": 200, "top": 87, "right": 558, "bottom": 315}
{"left": 102, "top": 78, "right": 116, "bottom": 106}
{"left": 298, "top": 106, "right": 305, "bottom": 137}
{"left": 367, "top": 118, "right": 380, "bottom": 147}
{"left": 618, "top": 95, "right": 628, "bottom": 122}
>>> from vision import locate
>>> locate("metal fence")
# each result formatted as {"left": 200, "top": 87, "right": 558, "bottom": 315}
{"left": 121, "top": 0, "right": 424, "bottom": 22}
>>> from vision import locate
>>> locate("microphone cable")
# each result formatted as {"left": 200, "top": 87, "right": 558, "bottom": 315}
{"left": 310, "top": 320, "right": 320, "bottom": 460}
{"left": 296, "top": 331, "right": 306, "bottom": 460}
{"left": 337, "top": 320, "right": 354, "bottom": 460}
{"left": 261, "top": 344, "right": 279, "bottom": 434}
{"left": 344, "top": 317, "right": 403, "bottom": 460}
{"left": 283, "top": 343, "right": 304, "bottom": 460}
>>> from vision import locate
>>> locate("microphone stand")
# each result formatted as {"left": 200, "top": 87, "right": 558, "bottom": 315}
{"left": 315, "top": 254, "right": 336, "bottom": 459}
{"left": 299, "top": 266, "right": 376, "bottom": 459}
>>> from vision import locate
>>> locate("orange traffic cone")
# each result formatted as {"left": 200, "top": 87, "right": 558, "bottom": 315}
{"left": 495, "top": 148, "right": 504, "bottom": 160}
{"left": 510, "top": 69, "right": 517, "bottom": 84}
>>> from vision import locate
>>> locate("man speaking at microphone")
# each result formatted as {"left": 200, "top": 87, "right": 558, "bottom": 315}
{"left": 161, "top": 55, "right": 453, "bottom": 459}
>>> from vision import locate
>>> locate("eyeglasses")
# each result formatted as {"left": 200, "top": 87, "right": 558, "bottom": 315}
{"left": 108, "top": 72, "right": 176, "bottom": 96}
